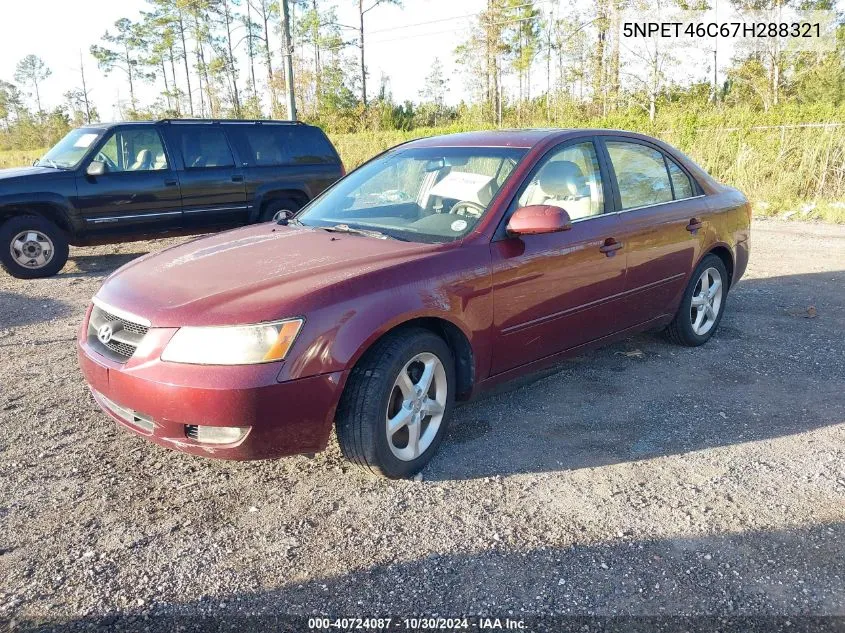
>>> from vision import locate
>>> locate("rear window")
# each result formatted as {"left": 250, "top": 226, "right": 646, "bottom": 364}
{"left": 230, "top": 124, "right": 338, "bottom": 167}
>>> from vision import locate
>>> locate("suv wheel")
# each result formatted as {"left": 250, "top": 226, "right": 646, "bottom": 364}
{"left": 0, "top": 215, "right": 69, "bottom": 279}
{"left": 336, "top": 328, "right": 456, "bottom": 479}
{"left": 260, "top": 198, "right": 301, "bottom": 223}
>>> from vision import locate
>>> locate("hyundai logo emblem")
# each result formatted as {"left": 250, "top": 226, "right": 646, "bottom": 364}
{"left": 97, "top": 323, "right": 115, "bottom": 344}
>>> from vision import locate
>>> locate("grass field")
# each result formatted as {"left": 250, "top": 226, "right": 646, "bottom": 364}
{"left": 4, "top": 124, "right": 844, "bottom": 223}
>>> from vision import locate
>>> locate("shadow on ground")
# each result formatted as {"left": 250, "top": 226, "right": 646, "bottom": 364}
{"left": 0, "top": 291, "right": 73, "bottom": 328}
{"left": 63, "top": 252, "right": 149, "bottom": 277}
{"left": 18, "top": 522, "right": 845, "bottom": 631}
{"left": 425, "top": 269, "right": 845, "bottom": 480}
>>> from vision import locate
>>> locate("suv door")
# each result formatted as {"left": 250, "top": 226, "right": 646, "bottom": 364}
{"left": 74, "top": 125, "right": 182, "bottom": 233}
{"left": 163, "top": 123, "right": 248, "bottom": 228}
{"left": 600, "top": 137, "right": 709, "bottom": 326}
{"left": 489, "top": 138, "right": 626, "bottom": 375}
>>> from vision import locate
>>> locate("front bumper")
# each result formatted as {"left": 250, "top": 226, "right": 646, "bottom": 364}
{"left": 77, "top": 309, "right": 346, "bottom": 460}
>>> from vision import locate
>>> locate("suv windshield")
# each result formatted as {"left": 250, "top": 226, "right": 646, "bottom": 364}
{"left": 38, "top": 128, "right": 105, "bottom": 169}
{"left": 296, "top": 146, "right": 527, "bottom": 243}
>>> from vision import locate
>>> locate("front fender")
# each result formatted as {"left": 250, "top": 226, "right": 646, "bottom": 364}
{"left": 278, "top": 243, "right": 494, "bottom": 386}
{"left": 0, "top": 192, "right": 80, "bottom": 235}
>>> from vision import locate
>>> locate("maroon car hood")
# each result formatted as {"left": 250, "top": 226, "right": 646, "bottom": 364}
{"left": 95, "top": 224, "right": 440, "bottom": 327}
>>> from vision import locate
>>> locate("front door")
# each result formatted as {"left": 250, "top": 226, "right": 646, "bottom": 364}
{"left": 489, "top": 139, "right": 627, "bottom": 375}
{"left": 163, "top": 123, "right": 248, "bottom": 228}
{"left": 74, "top": 125, "right": 182, "bottom": 234}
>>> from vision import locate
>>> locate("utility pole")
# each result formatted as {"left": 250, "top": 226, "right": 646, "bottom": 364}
{"left": 80, "top": 50, "right": 92, "bottom": 123}
{"left": 359, "top": 0, "right": 367, "bottom": 106}
{"left": 280, "top": 0, "right": 297, "bottom": 120}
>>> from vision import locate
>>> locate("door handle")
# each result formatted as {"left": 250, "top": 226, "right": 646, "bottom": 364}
{"left": 231, "top": 175, "right": 244, "bottom": 182}
{"left": 164, "top": 179, "right": 178, "bottom": 186}
{"left": 686, "top": 218, "right": 703, "bottom": 233}
{"left": 599, "top": 238, "right": 623, "bottom": 257}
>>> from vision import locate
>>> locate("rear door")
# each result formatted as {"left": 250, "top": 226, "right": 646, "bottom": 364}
{"left": 225, "top": 122, "right": 343, "bottom": 217}
{"left": 599, "top": 137, "right": 709, "bottom": 326}
{"left": 74, "top": 125, "right": 182, "bottom": 234}
{"left": 163, "top": 123, "right": 248, "bottom": 228}
{"left": 489, "top": 138, "right": 627, "bottom": 375}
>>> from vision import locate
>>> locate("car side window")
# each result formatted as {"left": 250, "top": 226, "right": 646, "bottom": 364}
{"left": 516, "top": 141, "right": 604, "bottom": 220}
{"left": 606, "top": 141, "right": 673, "bottom": 210}
{"left": 173, "top": 126, "right": 235, "bottom": 169}
{"left": 96, "top": 128, "right": 169, "bottom": 173}
{"left": 666, "top": 157, "right": 694, "bottom": 199}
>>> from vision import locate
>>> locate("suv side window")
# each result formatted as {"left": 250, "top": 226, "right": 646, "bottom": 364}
{"left": 516, "top": 141, "right": 604, "bottom": 220}
{"left": 97, "top": 128, "right": 169, "bottom": 173}
{"left": 235, "top": 125, "right": 338, "bottom": 166}
{"left": 172, "top": 126, "right": 235, "bottom": 169}
{"left": 606, "top": 141, "right": 673, "bottom": 210}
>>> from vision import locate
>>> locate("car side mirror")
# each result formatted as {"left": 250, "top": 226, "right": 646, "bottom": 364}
{"left": 86, "top": 160, "right": 106, "bottom": 177}
{"left": 506, "top": 205, "right": 572, "bottom": 236}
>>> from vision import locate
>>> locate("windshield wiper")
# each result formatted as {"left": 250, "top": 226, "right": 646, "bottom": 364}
{"left": 323, "top": 224, "right": 391, "bottom": 240}
{"left": 35, "top": 158, "right": 63, "bottom": 169}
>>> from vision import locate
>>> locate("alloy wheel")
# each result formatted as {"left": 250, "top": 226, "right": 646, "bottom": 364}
{"left": 385, "top": 352, "right": 447, "bottom": 461}
{"left": 690, "top": 266, "right": 723, "bottom": 336}
{"left": 10, "top": 230, "right": 54, "bottom": 269}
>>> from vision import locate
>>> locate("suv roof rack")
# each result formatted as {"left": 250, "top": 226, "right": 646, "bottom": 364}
{"left": 156, "top": 118, "right": 304, "bottom": 125}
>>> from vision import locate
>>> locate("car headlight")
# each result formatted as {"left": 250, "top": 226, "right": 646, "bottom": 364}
{"left": 161, "top": 318, "right": 304, "bottom": 365}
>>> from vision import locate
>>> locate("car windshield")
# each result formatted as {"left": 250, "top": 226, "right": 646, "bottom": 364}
{"left": 38, "top": 128, "right": 105, "bottom": 169}
{"left": 296, "top": 146, "right": 527, "bottom": 243}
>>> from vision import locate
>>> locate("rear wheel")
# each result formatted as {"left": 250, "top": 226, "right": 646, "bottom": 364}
{"left": 259, "top": 197, "right": 301, "bottom": 223}
{"left": 665, "top": 254, "right": 728, "bottom": 346}
{"left": 0, "top": 215, "right": 69, "bottom": 279}
{"left": 336, "top": 328, "right": 455, "bottom": 479}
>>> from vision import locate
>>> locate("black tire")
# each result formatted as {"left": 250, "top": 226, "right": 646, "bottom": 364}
{"left": 665, "top": 253, "right": 729, "bottom": 347}
{"left": 336, "top": 327, "right": 456, "bottom": 479}
{"left": 0, "top": 215, "right": 69, "bottom": 279}
{"left": 259, "top": 197, "right": 301, "bottom": 223}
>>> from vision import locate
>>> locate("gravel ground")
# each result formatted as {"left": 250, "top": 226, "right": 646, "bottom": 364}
{"left": 1, "top": 219, "right": 844, "bottom": 631}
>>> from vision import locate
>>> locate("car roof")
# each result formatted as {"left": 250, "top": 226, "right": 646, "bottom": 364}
{"left": 402, "top": 128, "right": 654, "bottom": 149}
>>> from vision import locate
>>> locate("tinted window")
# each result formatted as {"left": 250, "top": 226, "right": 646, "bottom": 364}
{"left": 607, "top": 141, "right": 672, "bottom": 210}
{"left": 171, "top": 126, "right": 234, "bottom": 168}
{"left": 667, "top": 158, "right": 694, "bottom": 199}
{"left": 233, "top": 124, "right": 338, "bottom": 166}
{"left": 517, "top": 141, "right": 604, "bottom": 220}
{"left": 96, "top": 127, "right": 168, "bottom": 173}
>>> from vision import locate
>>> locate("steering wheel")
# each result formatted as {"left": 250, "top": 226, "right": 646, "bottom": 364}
{"left": 94, "top": 152, "right": 118, "bottom": 172}
{"left": 450, "top": 200, "right": 485, "bottom": 218}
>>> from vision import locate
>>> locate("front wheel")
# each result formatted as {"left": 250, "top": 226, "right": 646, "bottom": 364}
{"left": 0, "top": 215, "right": 69, "bottom": 279}
{"left": 665, "top": 253, "right": 729, "bottom": 346}
{"left": 336, "top": 328, "right": 455, "bottom": 479}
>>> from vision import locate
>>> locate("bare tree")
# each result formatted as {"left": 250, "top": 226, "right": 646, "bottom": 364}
{"left": 14, "top": 54, "right": 51, "bottom": 114}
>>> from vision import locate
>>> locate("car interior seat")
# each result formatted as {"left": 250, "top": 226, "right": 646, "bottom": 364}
{"left": 523, "top": 160, "right": 595, "bottom": 219}
{"left": 130, "top": 149, "right": 153, "bottom": 171}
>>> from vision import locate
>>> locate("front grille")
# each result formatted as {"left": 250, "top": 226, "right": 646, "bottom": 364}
{"left": 87, "top": 303, "right": 150, "bottom": 362}
{"left": 185, "top": 425, "right": 199, "bottom": 440}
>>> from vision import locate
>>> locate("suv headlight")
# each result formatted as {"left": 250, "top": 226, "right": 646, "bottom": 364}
{"left": 161, "top": 318, "right": 304, "bottom": 365}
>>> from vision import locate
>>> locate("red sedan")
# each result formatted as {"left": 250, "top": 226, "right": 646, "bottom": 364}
{"left": 78, "top": 129, "right": 751, "bottom": 478}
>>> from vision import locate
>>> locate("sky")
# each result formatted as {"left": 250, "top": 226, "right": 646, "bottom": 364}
{"left": 0, "top": 0, "right": 497, "bottom": 119}
{"left": 1, "top": 0, "right": 840, "bottom": 120}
